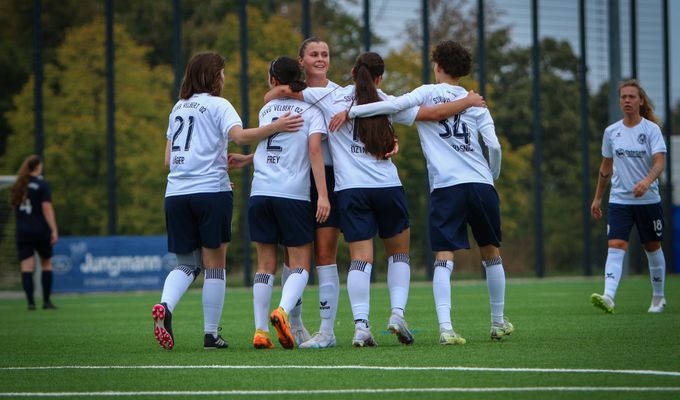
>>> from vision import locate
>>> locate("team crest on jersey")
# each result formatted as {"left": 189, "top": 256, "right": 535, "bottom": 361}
{"left": 637, "top": 134, "right": 646, "bottom": 144}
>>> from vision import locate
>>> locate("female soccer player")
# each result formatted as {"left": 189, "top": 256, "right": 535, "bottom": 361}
{"left": 229, "top": 37, "right": 343, "bottom": 349}
{"left": 248, "top": 56, "right": 329, "bottom": 349}
{"left": 10, "top": 155, "right": 59, "bottom": 311}
{"left": 590, "top": 79, "right": 667, "bottom": 314}
{"left": 339, "top": 40, "right": 511, "bottom": 344}
{"left": 152, "top": 52, "right": 303, "bottom": 351}
{"left": 265, "top": 51, "right": 482, "bottom": 346}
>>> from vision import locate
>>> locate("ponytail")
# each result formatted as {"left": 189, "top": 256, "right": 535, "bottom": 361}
{"left": 10, "top": 155, "right": 42, "bottom": 208}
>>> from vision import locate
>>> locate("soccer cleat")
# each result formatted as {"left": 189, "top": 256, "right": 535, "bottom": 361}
{"left": 291, "top": 325, "right": 311, "bottom": 345}
{"left": 270, "top": 307, "right": 295, "bottom": 349}
{"left": 648, "top": 296, "right": 666, "bottom": 313}
{"left": 204, "top": 333, "right": 229, "bottom": 349}
{"left": 591, "top": 293, "right": 615, "bottom": 314}
{"left": 253, "top": 329, "right": 274, "bottom": 349}
{"left": 152, "top": 303, "right": 174, "bottom": 350}
{"left": 43, "top": 302, "right": 58, "bottom": 310}
{"left": 387, "top": 313, "right": 414, "bottom": 345}
{"left": 439, "top": 329, "right": 466, "bottom": 345}
{"left": 352, "top": 326, "right": 377, "bottom": 347}
{"left": 490, "top": 318, "right": 514, "bottom": 341}
{"left": 299, "top": 331, "right": 337, "bottom": 349}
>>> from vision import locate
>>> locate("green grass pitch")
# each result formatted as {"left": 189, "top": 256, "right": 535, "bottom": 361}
{"left": 0, "top": 276, "right": 678, "bottom": 399}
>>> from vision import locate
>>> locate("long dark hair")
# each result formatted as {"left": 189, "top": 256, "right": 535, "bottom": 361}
{"left": 352, "top": 52, "right": 394, "bottom": 160}
{"left": 10, "top": 155, "right": 42, "bottom": 208}
{"left": 619, "top": 79, "right": 660, "bottom": 125}
{"left": 178, "top": 52, "right": 225, "bottom": 100}
{"left": 269, "top": 56, "right": 307, "bottom": 92}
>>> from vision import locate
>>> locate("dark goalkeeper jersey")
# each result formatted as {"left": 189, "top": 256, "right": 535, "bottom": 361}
{"left": 15, "top": 176, "right": 52, "bottom": 240}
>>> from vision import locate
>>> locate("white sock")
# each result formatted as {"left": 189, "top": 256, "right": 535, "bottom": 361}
{"left": 347, "top": 260, "right": 372, "bottom": 322}
{"left": 279, "top": 268, "right": 309, "bottom": 313}
{"left": 253, "top": 273, "right": 274, "bottom": 331}
{"left": 202, "top": 268, "right": 226, "bottom": 336}
{"left": 483, "top": 256, "right": 506, "bottom": 325}
{"left": 603, "top": 248, "right": 625, "bottom": 299}
{"left": 645, "top": 248, "right": 666, "bottom": 297}
{"left": 432, "top": 260, "right": 453, "bottom": 331}
{"left": 317, "top": 264, "right": 339, "bottom": 334}
{"left": 282, "top": 263, "right": 304, "bottom": 327}
{"left": 160, "top": 265, "right": 196, "bottom": 313}
{"left": 387, "top": 253, "right": 410, "bottom": 317}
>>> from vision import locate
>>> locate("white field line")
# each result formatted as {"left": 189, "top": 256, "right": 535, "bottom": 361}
{"left": 1, "top": 364, "right": 680, "bottom": 377}
{"left": 1, "top": 387, "right": 680, "bottom": 397}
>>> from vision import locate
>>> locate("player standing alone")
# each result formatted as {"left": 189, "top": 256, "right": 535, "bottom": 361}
{"left": 590, "top": 79, "right": 667, "bottom": 314}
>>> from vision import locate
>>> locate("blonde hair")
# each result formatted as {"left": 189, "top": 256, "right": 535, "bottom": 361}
{"left": 618, "top": 79, "right": 660, "bottom": 125}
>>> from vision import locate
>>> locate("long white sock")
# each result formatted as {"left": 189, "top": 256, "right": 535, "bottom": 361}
{"left": 282, "top": 263, "right": 304, "bottom": 327}
{"left": 202, "top": 268, "right": 226, "bottom": 336}
{"left": 347, "top": 260, "right": 372, "bottom": 322}
{"left": 603, "top": 248, "right": 625, "bottom": 299}
{"left": 483, "top": 256, "right": 506, "bottom": 325}
{"left": 317, "top": 264, "right": 339, "bottom": 334}
{"left": 253, "top": 273, "right": 274, "bottom": 331}
{"left": 160, "top": 265, "right": 196, "bottom": 313}
{"left": 432, "top": 259, "right": 453, "bottom": 331}
{"left": 279, "top": 268, "right": 309, "bottom": 313}
{"left": 387, "top": 253, "right": 410, "bottom": 317}
{"left": 645, "top": 248, "right": 666, "bottom": 297}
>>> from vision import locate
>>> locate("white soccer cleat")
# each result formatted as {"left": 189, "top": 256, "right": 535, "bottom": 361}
{"left": 648, "top": 296, "right": 666, "bottom": 313}
{"left": 352, "top": 326, "right": 377, "bottom": 347}
{"left": 591, "top": 293, "right": 615, "bottom": 314}
{"left": 387, "top": 313, "right": 414, "bottom": 345}
{"left": 291, "top": 325, "right": 311, "bottom": 345}
{"left": 490, "top": 318, "right": 514, "bottom": 341}
{"left": 439, "top": 329, "right": 466, "bottom": 345}
{"left": 299, "top": 331, "right": 336, "bottom": 349}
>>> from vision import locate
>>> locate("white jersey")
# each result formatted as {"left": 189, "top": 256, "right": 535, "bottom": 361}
{"left": 165, "top": 93, "right": 242, "bottom": 197}
{"left": 302, "top": 85, "right": 418, "bottom": 191}
{"left": 250, "top": 97, "right": 326, "bottom": 201}
{"left": 319, "top": 80, "right": 340, "bottom": 166}
{"left": 349, "top": 83, "right": 499, "bottom": 191}
{"left": 602, "top": 118, "right": 666, "bottom": 205}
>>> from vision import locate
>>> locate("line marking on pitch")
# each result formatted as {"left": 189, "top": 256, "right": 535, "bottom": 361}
{"left": 1, "top": 387, "right": 680, "bottom": 397}
{"left": 1, "top": 365, "right": 680, "bottom": 377}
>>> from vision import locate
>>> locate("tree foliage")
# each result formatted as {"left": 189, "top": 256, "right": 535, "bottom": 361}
{"left": 6, "top": 19, "right": 173, "bottom": 235}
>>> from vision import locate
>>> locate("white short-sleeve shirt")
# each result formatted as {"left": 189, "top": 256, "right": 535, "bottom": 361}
{"left": 250, "top": 97, "right": 327, "bottom": 201}
{"left": 165, "top": 93, "right": 242, "bottom": 197}
{"left": 601, "top": 118, "right": 666, "bottom": 204}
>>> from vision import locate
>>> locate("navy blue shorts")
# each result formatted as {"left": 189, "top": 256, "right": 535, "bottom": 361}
{"left": 248, "top": 196, "right": 314, "bottom": 247}
{"left": 429, "top": 183, "right": 501, "bottom": 251}
{"left": 165, "top": 192, "right": 233, "bottom": 253}
{"left": 607, "top": 202, "right": 664, "bottom": 243}
{"left": 336, "top": 186, "right": 410, "bottom": 243}
{"left": 16, "top": 238, "right": 52, "bottom": 261}
{"left": 311, "top": 165, "right": 340, "bottom": 229}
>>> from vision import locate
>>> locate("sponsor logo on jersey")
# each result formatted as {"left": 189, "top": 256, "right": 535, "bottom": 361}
{"left": 614, "top": 148, "right": 645, "bottom": 158}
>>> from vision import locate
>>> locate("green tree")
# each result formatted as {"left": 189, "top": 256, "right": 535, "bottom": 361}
{"left": 5, "top": 19, "right": 173, "bottom": 236}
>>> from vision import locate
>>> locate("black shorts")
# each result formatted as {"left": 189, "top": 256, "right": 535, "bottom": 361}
{"left": 248, "top": 196, "right": 314, "bottom": 247}
{"left": 336, "top": 186, "right": 410, "bottom": 242}
{"left": 165, "top": 191, "right": 233, "bottom": 254}
{"left": 429, "top": 183, "right": 501, "bottom": 251}
{"left": 311, "top": 165, "right": 340, "bottom": 229}
{"left": 17, "top": 238, "right": 53, "bottom": 261}
{"left": 607, "top": 202, "right": 664, "bottom": 243}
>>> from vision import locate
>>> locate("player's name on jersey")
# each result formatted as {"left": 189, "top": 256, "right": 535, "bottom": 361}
{"left": 266, "top": 155, "right": 280, "bottom": 164}
{"left": 172, "top": 101, "right": 207, "bottom": 113}
{"left": 260, "top": 104, "right": 304, "bottom": 117}
{"left": 351, "top": 143, "right": 366, "bottom": 154}
{"left": 172, "top": 155, "right": 185, "bottom": 165}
